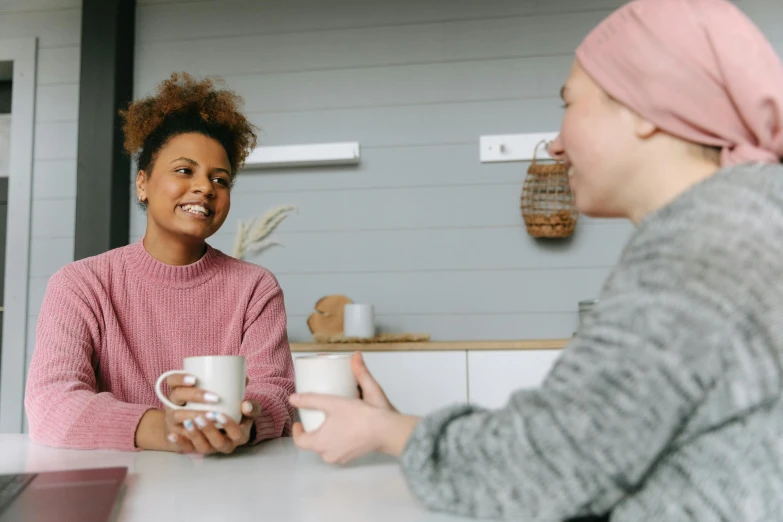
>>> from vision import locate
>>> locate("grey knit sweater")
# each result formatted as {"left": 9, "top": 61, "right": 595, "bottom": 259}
{"left": 400, "top": 162, "right": 783, "bottom": 521}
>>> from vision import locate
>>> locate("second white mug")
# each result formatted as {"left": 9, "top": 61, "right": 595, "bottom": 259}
{"left": 294, "top": 354, "right": 359, "bottom": 431}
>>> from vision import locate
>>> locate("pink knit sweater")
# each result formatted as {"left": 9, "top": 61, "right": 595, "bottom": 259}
{"left": 24, "top": 239, "right": 296, "bottom": 451}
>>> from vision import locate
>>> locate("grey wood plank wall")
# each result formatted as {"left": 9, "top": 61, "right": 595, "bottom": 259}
{"left": 126, "top": 0, "right": 783, "bottom": 342}
{"left": 12, "top": 0, "right": 779, "bottom": 344}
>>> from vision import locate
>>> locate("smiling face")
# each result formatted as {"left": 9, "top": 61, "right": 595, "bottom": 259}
{"left": 548, "top": 60, "right": 645, "bottom": 218}
{"left": 136, "top": 132, "right": 232, "bottom": 245}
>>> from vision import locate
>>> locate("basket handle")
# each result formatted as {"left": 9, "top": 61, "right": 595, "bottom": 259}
{"left": 531, "top": 139, "right": 549, "bottom": 166}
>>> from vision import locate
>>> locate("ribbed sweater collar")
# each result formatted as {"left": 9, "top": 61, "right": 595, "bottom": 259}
{"left": 123, "top": 238, "right": 223, "bottom": 289}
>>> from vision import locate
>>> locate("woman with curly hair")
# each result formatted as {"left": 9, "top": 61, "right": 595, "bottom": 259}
{"left": 24, "top": 73, "right": 296, "bottom": 454}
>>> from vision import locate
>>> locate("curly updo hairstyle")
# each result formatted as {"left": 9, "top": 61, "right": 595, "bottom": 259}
{"left": 120, "top": 72, "right": 258, "bottom": 183}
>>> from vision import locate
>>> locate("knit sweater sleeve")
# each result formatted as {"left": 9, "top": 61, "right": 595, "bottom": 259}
{"left": 240, "top": 273, "right": 296, "bottom": 443}
{"left": 24, "top": 272, "right": 152, "bottom": 451}
{"left": 399, "top": 253, "right": 728, "bottom": 520}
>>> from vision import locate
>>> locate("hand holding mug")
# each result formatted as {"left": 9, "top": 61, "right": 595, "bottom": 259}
{"left": 167, "top": 398, "right": 261, "bottom": 455}
{"left": 154, "top": 355, "right": 257, "bottom": 454}
{"left": 290, "top": 352, "right": 417, "bottom": 464}
{"left": 160, "top": 371, "right": 219, "bottom": 453}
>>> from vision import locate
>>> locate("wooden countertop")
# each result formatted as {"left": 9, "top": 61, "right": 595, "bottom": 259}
{"left": 290, "top": 338, "right": 570, "bottom": 352}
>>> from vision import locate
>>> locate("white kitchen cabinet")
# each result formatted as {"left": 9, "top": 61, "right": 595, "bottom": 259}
{"left": 362, "top": 351, "right": 468, "bottom": 415}
{"left": 292, "top": 351, "right": 468, "bottom": 416}
{"left": 467, "top": 350, "right": 563, "bottom": 409}
{"left": 292, "top": 349, "right": 566, "bottom": 415}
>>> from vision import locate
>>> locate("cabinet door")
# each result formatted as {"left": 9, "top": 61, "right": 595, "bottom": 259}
{"left": 362, "top": 351, "right": 468, "bottom": 416}
{"left": 292, "top": 351, "right": 468, "bottom": 416}
{"left": 468, "top": 350, "right": 562, "bottom": 409}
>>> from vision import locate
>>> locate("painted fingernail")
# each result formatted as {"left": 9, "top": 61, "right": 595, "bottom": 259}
{"left": 203, "top": 392, "right": 220, "bottom": 404}
{"left": 214, "top": 423, "right": 224, "bottom": 430}
{"left": 167, "top": 433, "right": 178, "bottom": 443}
{"left": 216, "top": 412, "right": 228, "bottom": 425}
{"left": 205, "top": 411, "right": 218, "bottom": 421}
{"left": 183, "top": 375, "right": 197, "bottom": 386}
{"left": 184, "top": 419, "right": 195, "bottom": 432}
{"left": 194, "top": 416, "right": 207, "bottom": 429}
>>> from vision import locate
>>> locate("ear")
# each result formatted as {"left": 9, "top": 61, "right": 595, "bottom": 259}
{"left": 633, "top": 112, "right": 657, "bottom": 140}
{"left": 135, "top": 170, "right": 148, "bottom": 203}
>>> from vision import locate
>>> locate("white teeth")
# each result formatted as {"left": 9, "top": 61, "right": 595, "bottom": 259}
{"left": 181, "top": 204, "right": 209, "bottom": 216}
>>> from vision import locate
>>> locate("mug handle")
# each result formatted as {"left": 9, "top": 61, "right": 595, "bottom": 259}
{"left": 154, "top": 370, "right": 191, "bottom": 411}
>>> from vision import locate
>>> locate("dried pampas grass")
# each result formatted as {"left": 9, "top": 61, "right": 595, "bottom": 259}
{"left": 232, "top": 205, "right": 297, "bottom": 260}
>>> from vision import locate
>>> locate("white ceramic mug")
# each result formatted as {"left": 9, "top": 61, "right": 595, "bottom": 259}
{"left": 343, "top": 303, "right": 375, "bottom": 338}
{"left": 155, "top": 355, "right": 246, "bottom": 423}
{"left": 294, "top": 354, "right": 359, "bottom": 431}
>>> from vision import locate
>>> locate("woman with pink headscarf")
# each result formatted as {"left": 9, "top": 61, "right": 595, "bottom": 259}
{"left": 291, "top": 0, "right": 783, "bottom": 520}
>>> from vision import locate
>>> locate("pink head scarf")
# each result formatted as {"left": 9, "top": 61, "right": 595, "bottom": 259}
{"left": 575, "top": 0, "right": 783, "bottom": 166}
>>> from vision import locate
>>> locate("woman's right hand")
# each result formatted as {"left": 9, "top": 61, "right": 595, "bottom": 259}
{"left": 350, "top": 352, "right": 397, "bottom": 412}
{"left": 162, "top": 373, "right": 220, "bottom": 454}
{"left": 291, "top": 352, "right": 415, "bottom": 464}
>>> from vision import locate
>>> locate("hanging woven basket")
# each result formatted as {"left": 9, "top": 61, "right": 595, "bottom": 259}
{"left": 520, "top": 140, "right": 578, "bottom": 238}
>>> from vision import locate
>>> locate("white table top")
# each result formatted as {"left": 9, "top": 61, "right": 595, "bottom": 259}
{"left": 0, "top": 435, "right": 474, "bottom": 522}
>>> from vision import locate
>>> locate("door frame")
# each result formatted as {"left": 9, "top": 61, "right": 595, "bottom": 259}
{"left": 0, "top": 38, "right": 36, "bottom": 433}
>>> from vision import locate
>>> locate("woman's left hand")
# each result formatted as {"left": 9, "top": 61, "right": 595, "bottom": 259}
{"left": 171, "top": 399, "right": 260, "bottom": 454}
{"left": 290, "top": 352, "right": 419, "bottom": 464}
